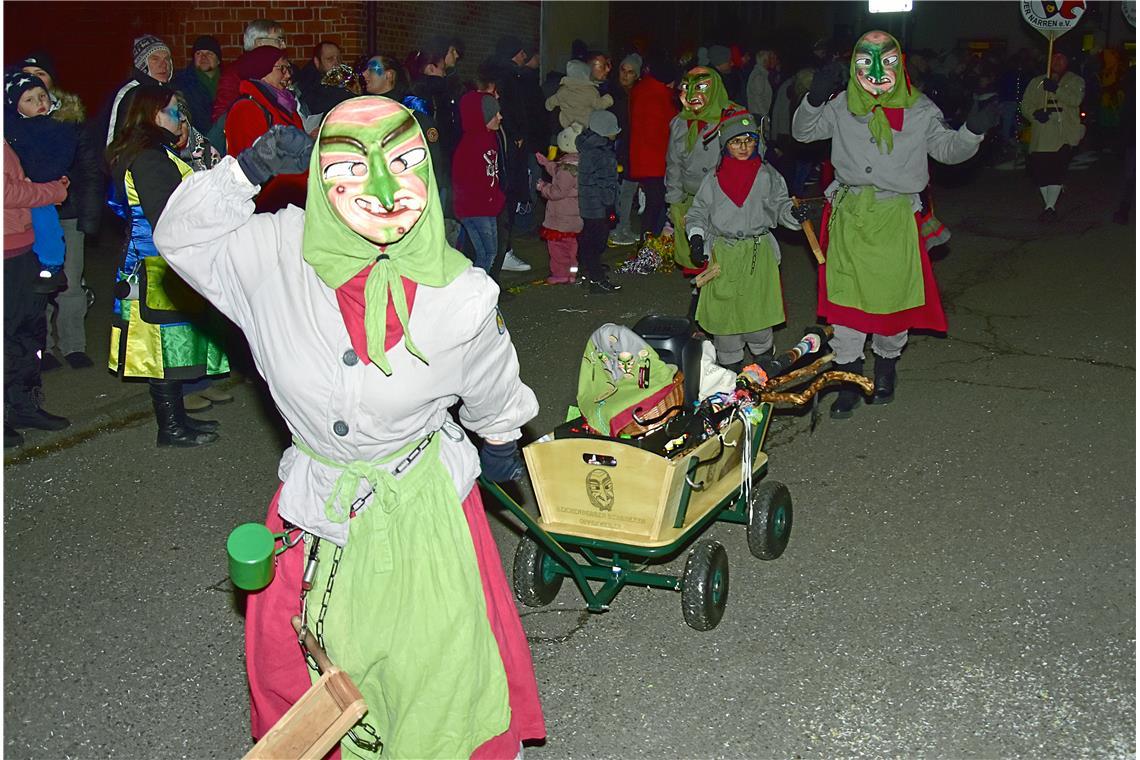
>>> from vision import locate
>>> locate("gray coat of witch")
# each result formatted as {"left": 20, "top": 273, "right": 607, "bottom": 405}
{"left": 686, "top": 162, "right": 800, "bottom": 260}
{"left": 792, "top": 91, "right": 982, "bottom": 197}
{"left": 664, "top": 115, "right": 724, "bottom": 204}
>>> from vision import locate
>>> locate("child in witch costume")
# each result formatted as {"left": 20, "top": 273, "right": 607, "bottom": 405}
{"left": 685, "top": 112, "right": 807, "bottom": 372}
{"left": 792, "top": 30, "right": 996, "bottom": 418}
{"left": 664, "top": 66, "right": 747, "bottom": 269}
{"left": 153, "top": 99, "right": 544, "bottom": 757}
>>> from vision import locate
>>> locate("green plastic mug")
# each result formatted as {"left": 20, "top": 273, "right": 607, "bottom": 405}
{"left": 227, "top": 522, "right": 287, "bottom": 591}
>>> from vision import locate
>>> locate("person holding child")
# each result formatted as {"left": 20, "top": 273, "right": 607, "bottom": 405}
{"left": 686, "top": 111, "right": 808, "bottom": 372}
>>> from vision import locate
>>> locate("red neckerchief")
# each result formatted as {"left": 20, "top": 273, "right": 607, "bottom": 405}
{"left": 882, "top": 107, "right": 905, "bottom": 131}
{"left": 334, "top": 264, "right": 418, "bottom": 366}
{"left": 717, "top": 154, "right": 762, "bottom": 207}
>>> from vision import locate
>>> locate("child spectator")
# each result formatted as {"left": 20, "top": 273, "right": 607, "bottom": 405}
{"left": 4, "top": 72, "right": 78, "bottom": 294}
{"left": 536, "top": 124, "right": 583, "bottom": 284}
{"left": 685, "top": 112, "right": 807, "bottom": 371}
{"left": 546, "top": 60, "right": 614, "bottom": 129}
{"left": 452, "top": 90, "right": 505, "bottom": 273}
{"left": 576, "top": 110, "right": 622, "bottom": 293}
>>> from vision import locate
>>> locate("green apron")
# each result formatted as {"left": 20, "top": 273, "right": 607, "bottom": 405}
{"left": 669, "top": 195, "right": 696, "bottom": 267}
{"left": 299, "top": 435, "right": 510, "bottom": 759}
{"left": 825, "top": 185, "right": 924, "bottom": 314}
{"left": 696, "top": 234, "right": 785, "bottom": 334}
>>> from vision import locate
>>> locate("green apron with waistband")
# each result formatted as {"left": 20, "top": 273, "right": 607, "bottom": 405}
{"left": 696, "top": 234, "right": 785, "bottom": 334}
{"left": 825, "top": 185, "right": 923, "bottom": 314}
{"left": 293, "top": 434, "right": 510, "bottom": 759}
{"left": 669, "top": 195, "right": 696, "bottom": 267}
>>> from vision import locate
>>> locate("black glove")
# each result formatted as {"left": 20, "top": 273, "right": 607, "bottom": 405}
{"left": 687, "top": 234, "right": 707, "bottom": 266}
{"left": 790, "top": 203, "right": 812, "bottom": 224}
{"left": 480, "top": 441, "right": 525, "bottom": 483}
{"left": 1042, "top": 78, "right": 1059, "bottom": 93}
{"left": 1033, "top": 109, "right": 1050, "bottom": 124}
{"left": 237, "top": 125, "right": 314, "bottom": 186}
{"left": 806, "top": 61, "right": 846, "bottom": 107}
{"left": 965, "top": 99, "right": 1000, "bottom": 135}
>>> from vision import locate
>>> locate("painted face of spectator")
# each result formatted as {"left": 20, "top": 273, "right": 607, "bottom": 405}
{"left": 194, "top": 50, "right": 220, "bottom": 74}
{"left": 363, "top": 57, "right": 395, "bottom": 95}
{"left": 20, "top": 66, "right": 53, "bottom": 91}
{"left": 589, "top": 55, "right": 611, "bottom": 82}
{"left": 148, "top": 49, "right": 173, "bottom": 83}
{"left": 263, "top": 57, "right": 293, "bottom": 90}
{"left": 316, "top": 43, "right": 341, "bottom": 73}
{"left": 619, "top": 62, "right": 639, "bottom": 88}
{"left": 155, "top": 95, "right": 182, "bottom": 134}
{"left": 318, "top": 98, "right": 431, "bottom": 245}
{"left": 16, "top": 86, "right": 50, "bottom": 117}
{"left": 853, "top": 30, "right": 901, "bottom": 96}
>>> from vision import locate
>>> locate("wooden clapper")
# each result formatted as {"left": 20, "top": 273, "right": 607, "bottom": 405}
{"left": 243, "top": 616, "right": 369, "bottom": 760}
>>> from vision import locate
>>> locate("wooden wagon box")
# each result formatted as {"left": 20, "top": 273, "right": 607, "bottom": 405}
{"left": 522, "top": 416, "right": 767, "bottom": 549}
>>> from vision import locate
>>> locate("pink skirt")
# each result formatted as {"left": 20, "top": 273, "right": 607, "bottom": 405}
{"left": 245, "top": 483, "right": 546, "bottom": 758}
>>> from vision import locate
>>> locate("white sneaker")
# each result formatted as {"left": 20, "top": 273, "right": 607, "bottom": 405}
{"left": 501, "top": 250, "right": 532, "bottom": 272}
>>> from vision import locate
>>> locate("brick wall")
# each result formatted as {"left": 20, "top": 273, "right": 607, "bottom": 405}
{"left": 367, "top": 1, "right": 540, "bottom": 82}
{"left": 3, "top": 1, "right": 365, "bottom": 117}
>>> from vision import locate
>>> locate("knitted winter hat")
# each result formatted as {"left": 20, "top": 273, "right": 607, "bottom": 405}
{"left": 132, "top": 34, "right": 171, "bottom": 72}
{"left": 19, "top": 52, "right": 57, "bottom": 82}
{"left": 718, "top": 111, "right": 760, "bottom": 149}
{"left": 588, "top": 109, "right": 620, "bottom": 137}
{"left": 192, "top": 35, "right": 223, "bottom": 61}
{"left": 708, "top": 45, "right": 731, "bottom": 68}
{"left": 237, "top": 45, "right": 288, "bottom": 80}
{"left": 4, "top": 71, "right": 47, "bottom": 109}
{"left": 565, "top": 59, "right": 591, "bottom": 81}
{"left": 621, "top": 53, "right": 643, "bottom": 77}
{"left": 481, "top": 93, "right": 500, "bottom": 123}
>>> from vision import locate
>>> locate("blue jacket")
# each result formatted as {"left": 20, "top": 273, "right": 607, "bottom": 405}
{"left": 575, "top": 129, "right": 618, "bottom": 219}
{"left": 172, "top": 64, "right": 218, "bottom": 137}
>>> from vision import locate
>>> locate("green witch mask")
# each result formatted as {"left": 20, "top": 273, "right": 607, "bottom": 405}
{"left": 852, "top": 30, "right": 902, "bottom": 97}
{"left": 318, "top": 101, "right": 431, "bottom": 245}
{"left": 681, "top": 67, "right": 718, "bottom": 114}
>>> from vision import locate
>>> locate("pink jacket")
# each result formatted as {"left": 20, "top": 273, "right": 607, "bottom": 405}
{"left": 4, "top": 141, "right": 67, "bottom": 255}
{"left": 536, "top": 152, "right": 582, "bottom": 233}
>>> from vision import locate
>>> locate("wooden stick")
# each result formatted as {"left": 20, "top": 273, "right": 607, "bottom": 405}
{"left": 793, "top": 197, "right": 826, "bottom": 265}
{"left": 1046, "top": 32, "right": 1055, "bottom": 79}
{"left": 292, "top": 615, "right": 334, "bottom": 675}
{"left": 694, "top": 262, "right": 721, "bottom": 287}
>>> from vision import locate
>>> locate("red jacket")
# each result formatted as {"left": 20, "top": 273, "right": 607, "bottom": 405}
{"left": 628, "top": 76, "right": 678, "bottom": 180}
{"left": 451, "top": 91, "right": 504, "bottom": 218}
{"left": 4, "top": 142, "right": 67, "bottom": 255}
{"left": 225, "top": 80, "right": 308, "bottom": 213}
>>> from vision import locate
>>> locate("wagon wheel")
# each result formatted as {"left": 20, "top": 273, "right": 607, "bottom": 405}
{"left": 747, "top": 480, "right": 793, "bottom": 560}
{"left": 512, "top": 533, "right": 564, "bottom": 607}
{"left": 681, "top": 540, "right": 729, "bottom": 631}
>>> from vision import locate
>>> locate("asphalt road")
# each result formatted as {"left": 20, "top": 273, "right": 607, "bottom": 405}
{"left": 4, "top": 153, "right": 1134, "bottom": 759}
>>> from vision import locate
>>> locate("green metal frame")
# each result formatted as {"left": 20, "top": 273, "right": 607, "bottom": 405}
{"left": 481, "top": 403, "right": 774, "bottom": 613}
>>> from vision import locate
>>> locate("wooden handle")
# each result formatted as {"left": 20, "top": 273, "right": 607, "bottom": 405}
{"left": 291, "top": 615, "right": 335, "bottom": 674}
{"left": 793, "top": 198, "right": 826, "bottom": 265}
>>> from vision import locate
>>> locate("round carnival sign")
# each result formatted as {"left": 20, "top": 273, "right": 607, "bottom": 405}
{"left": 1124, "top": 0, "right": 1136, "bottom": 28}
{"left": 1020, "top": 0, "right": 1087, "bottom": 38}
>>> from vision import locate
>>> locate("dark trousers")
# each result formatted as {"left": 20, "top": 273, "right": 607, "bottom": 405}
{"left": 4, "top": 249, "right": 48, "bottom": 414}
{"left": 578, "top": 218, "right": 609, "bottom": 280}
{"left": 636, "top": 178, "right": 667, "bottom": 236}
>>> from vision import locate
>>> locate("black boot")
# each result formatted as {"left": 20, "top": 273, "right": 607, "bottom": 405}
{"left": 181, "top": 414, "right": 220, "bottom": 434}
{"left": 870, "top": 355, "right": 899, "bottom": 405}
{"left": 150, "top": 381, "right": 218, "bottom": 447}
{"left": 830, "top": 359, "right": 864, "bottom": 420}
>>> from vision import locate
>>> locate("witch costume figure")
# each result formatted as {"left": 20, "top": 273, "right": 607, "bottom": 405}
{"left": 153, "top": 97, "right": 545, "bottom": 758}
{"left": 792, "top": 30, "right": 996, "bottom": 418}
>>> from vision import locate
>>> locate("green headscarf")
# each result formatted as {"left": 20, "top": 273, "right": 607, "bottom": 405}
{"left": 679, "top": 67, "right": 731, "bottom": 151}
{"left": 301, "top": 97, "right": 469, "bottom": 375}
{"left": 844, "top": 32, "right": 920, "bottom": 154}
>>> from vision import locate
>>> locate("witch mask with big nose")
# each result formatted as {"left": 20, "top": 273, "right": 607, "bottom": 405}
{"left": 318, "top": 98, "right": 430, "bottom": 246}
{"left": 853, "top": 31, "right": 902, "bottom": 97}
